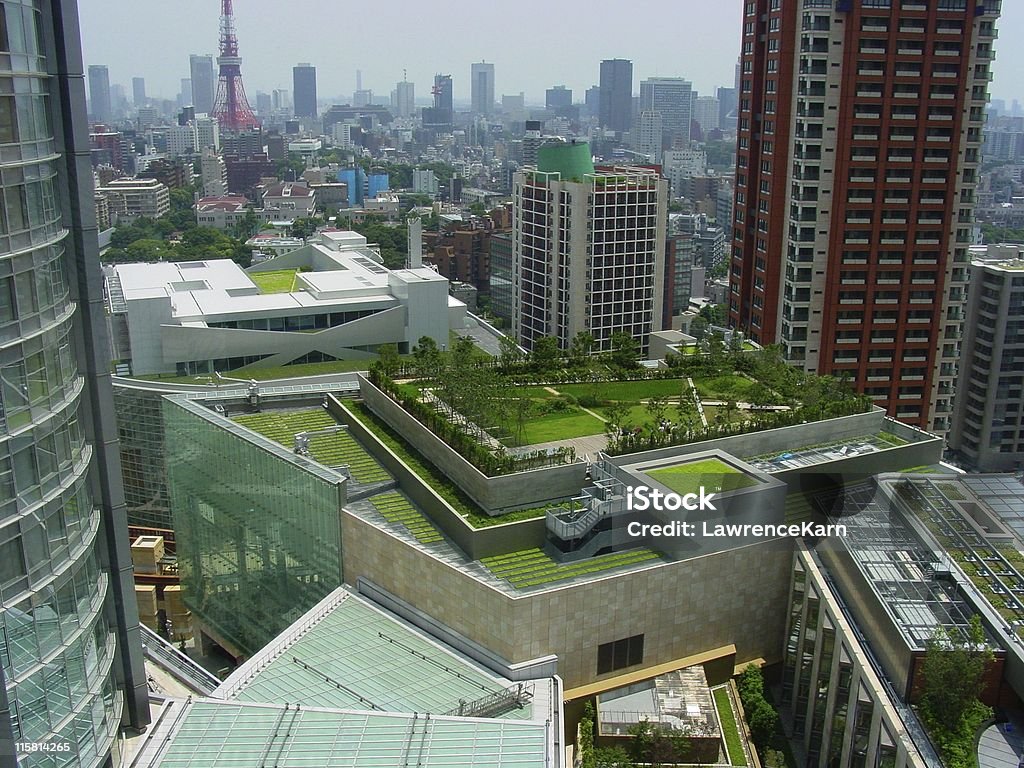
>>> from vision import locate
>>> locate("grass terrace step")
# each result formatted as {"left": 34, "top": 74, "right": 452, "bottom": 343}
{"left": 369, "top": 491, "right": 444, "bottom": 545}
{"left": 480, "top": 547, "right": 662, "bottom": 588}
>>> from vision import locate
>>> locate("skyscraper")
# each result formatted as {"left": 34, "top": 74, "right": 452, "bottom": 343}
{"left": 132, "top": 76, "right": 146, "bottom": 106}
{"left": 1, "top": 0, "right": 150, "bottom": 764}
{"left": 639, "top": 77, "right": 694, "bottom": 148}
{"left": 598, "top": 59, "right": 632, "bottom": 133}
{"left": 513, "top": 141, "right": 666, "bottom": 353}
{"left": 423, "top": 74, "right": 453, "bottom": 130}
{"left": 189, "top": 53, "right": 215, "bottom": 113}
{"left": 471, "top": 61, "right": 495, "bottom": 116}
{"left": 87, "top": 64, "right": 110, "bottom": 123}
{"left": 729, "top": 0, "right": 999, "bottom": 432}
{"left": 546, "top": 85, "right": 573, "bottom": 112}
{"left": 293, "top": 63, "right": 317, "bottom": 118}
{"left": 394, "top": 79, "right": 415, "bottom": 118}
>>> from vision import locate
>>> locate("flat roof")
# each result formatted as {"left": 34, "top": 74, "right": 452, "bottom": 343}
{"left": 217, "top": 587, "right": 534, "bottom": 719}
{"left": 147, "top": 700, "right": 550, "bottom": 768}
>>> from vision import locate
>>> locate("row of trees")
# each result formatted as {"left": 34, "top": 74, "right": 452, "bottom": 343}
{"left": 495, "top": 331, "right": 641, "bottom": 375}
{"left": 736, "top": 665, "right": 778, "bottom": 759}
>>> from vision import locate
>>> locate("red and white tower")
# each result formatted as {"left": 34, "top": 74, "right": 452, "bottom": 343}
{"left": 211, "top": 0, "right": 258, "bottom": 131}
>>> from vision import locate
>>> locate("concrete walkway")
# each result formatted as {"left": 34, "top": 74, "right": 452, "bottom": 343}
{"left": 980, "top": 721, "right": 1024, "bottom": 768}
{"left": 524, "top": 433, "right": 609, "bottom": 460}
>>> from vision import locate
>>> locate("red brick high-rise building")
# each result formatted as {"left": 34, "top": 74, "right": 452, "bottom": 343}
{"left": 729, "top": 0, "right": 1000, "bottom": 433}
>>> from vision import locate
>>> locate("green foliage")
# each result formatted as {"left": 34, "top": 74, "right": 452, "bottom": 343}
{"left": 289, "top": 216, "right": 324, "bottom": 239}
{"left": 377, "top": 343, "right": 400, "bottom": 376}
{"left": 919, "top": 615, "right": 993, "bottom": 768}
{"left": 736, "top": 665, "right": 777, "bottom": 759}
{"left": 529, "top": 336, "right": 562, "bottom": 373}
{"left": 703, "top": 139, "right": 737, "bottom": 171}
{"left": 981, "top": 222, "right": 1024, "bottom": 245}
{"left": 101, "top": 185, "right": 252, "bottom": 267}
{"left": 608, "top": 331, "right": 640, "bottom": 370}
{"left": 579, "top": 702, "right": 597, "bottom": 768}
{"left": 352, "top": 220, "right": 408, "bottom": 269}
{"left": 699, "top": 303, "right": 726, "bottom": 326}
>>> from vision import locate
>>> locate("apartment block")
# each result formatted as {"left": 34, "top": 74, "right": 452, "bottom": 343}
{"left": 729, "top": 0, "right": 999, "bottom": 432}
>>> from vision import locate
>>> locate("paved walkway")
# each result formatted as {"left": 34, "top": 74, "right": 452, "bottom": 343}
{"left": 980, "top": 721, "right": 1024, "bottom": 768}
{"left": 524, "top": 433, "right": 609, "bottom": 461}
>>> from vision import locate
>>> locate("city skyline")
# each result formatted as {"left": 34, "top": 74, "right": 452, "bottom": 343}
{"left": 76, "top": 1, "right": 1024, "bottom": 107}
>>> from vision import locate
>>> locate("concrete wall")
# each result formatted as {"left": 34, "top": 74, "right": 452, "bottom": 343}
{"left": 357, "top": 375, "right": 588, "bottom": 512}
{"left": 341, "top": 510, "right": 793, "bottom": 691}
{"left": 328, "top": 395, "right": 548, "bottom": 560}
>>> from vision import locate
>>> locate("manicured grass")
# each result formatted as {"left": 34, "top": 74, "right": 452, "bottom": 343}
{"left": 480, "top": 547, "right": 662, "bottom": 588}
{"left": 877, "top": 431, "right": 909, "bottom": 447}
{"left": 713, "top": 687, "right": 748, "bottom": 766}
{"left": 646, "top": 458, "right": 759, "bottom": 496}
{"left": 346, "top": 402, "right": 550, "bottom": 528}
{"left": 693, "top": 375, "right": 759, "bottom": 402}
{"left": 249, "top": 269, "right": 300, "bottom": 294}
{"left": 514, "top": 409, "right": 606, "bottom": 445}
{"left": 554, "top": 378, "right": 690, "bottom": 402}
{"left": 368, "top": 490, "right": 443, "bottom": 545}
{"left": 230, "top": 408, "right": 389, "bottom": 484}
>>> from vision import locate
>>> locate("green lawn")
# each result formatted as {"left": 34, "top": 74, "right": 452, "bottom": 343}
{"left": 713, "top": 687, "right": 748, "bottom": 766}
{"left": 249, "top": 269, "right": 300, "bottom": 294}
{"left": 693, "top": 375, "right": 759, "bottom": 402}
{"left": 346, "top": 402, "right": 550, "bottom": 528}
{"left": 513, "top": 409, "right": 606, "bottom": 445}
{"left": 554, "top": 378, "right": 690, "bottom": 402}
{"left": 480, "top": 547, "right": 662, "bottom": 589}
{"left": 646, "top": 458, "right": 759, "bottom": 496}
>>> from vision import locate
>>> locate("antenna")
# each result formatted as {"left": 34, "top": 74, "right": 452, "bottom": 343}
{"left": 211, "top": 0, "right": 258, "bottom": 131}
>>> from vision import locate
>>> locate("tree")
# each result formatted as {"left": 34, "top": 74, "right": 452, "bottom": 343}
{"left": 290, "top": 217, "right": 323, "bottom": 239}
{"left": 413, "top": 336, "right": 441, "bottom": 374}
{"left": 529, "top": 336, "right": 561, "bottom": 372}
{"left": 605, "top": 400, "right": 630, "bottom": 438}
{"left": 498, "top": 334, "right": 523, "bottom": 368}
{"left": 919, "top": 615, "right": 993, "bottom": 736}
{"left": 569, "top": 331, "right": 595, "bottom": 368}
{"left": 451, "top": 334, "right": 476, "bottom": 364}
{"left": 609, "top": 332, "right": 640, "bottom": 369}
{"left": 579, "top": 702, "right": 597, "bottom": 768}
{"left": 377, "top": 343, "right": 400, "bottom": 376}
{"left": 690, "top": 315, "right": 709, "bottom": 346}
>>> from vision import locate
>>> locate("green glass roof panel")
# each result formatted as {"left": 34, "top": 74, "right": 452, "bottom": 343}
{"left": 225, "top": 592, "right": 532, "bottom": 719}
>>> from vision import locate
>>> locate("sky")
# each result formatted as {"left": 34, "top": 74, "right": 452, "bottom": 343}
{"left": 79, "top": 0, "right": 1024, "bottom": 107}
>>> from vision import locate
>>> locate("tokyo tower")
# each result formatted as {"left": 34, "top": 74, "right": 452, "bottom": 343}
{"left": 211, "top": 0, "right": 258, "bottom": 131}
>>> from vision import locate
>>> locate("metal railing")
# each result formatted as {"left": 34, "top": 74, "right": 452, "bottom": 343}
{"left": 139, "top": 625, "right": 220, "bottom": 695}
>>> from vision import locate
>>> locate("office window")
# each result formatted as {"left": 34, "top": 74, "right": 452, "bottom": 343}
{"left": 597, "top": 634, "right": 644, "bottom": 674}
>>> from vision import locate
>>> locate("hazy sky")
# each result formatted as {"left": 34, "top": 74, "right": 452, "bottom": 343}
{"left": 79, "top": 0, "right": 1024, "bottom": 106}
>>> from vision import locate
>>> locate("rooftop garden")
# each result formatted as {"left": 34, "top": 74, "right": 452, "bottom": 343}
{"left": 344, "top": 401, "right": 550, "bottom": 528}
{"left": 646, "top": 458, "right": 759, "bottom": 497}
{"left": 480, "top": 547, "right": 661, "bottom": 589}
{"left": 231, "top": 408, "right": 389, "bottom": 484}
{"left": 366, "top": 332, "right": 872, "bottom": 470}
{"left": 249, "top": 268, "right": 302, "bottom": 294}
{"left": 367, "top": 491, "right": 443, "bottom": 545}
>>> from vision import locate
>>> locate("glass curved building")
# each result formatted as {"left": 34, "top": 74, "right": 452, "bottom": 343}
{"left": 0, "top": 1, "right": 149, "bottom": 766}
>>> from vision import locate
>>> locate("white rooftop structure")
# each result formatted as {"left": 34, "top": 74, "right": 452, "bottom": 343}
{"left": 107, "top": 231, "right": 466, "bottom": 376}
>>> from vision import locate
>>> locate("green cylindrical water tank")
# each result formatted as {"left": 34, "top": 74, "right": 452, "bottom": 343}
{"left": 536, "top": 141, "right": 594, "bottom": 180}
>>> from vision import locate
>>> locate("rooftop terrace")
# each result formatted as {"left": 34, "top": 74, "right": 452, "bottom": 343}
{"left": 744, "top": 432, "right": 909, "bottom": 474}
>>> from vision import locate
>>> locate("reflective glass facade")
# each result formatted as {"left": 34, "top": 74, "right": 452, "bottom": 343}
{"left": 165, "top": 396, "right": 345, "bottom": 658}
{"left": 112, "top": 385, "right": 170, "bottom": 529}
{"left": 0, "top": 1, "right": 148, "bottom": 764}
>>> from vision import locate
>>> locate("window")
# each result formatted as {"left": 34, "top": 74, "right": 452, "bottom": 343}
{"left": 597, "top": 634, "right": 645, "bottom": 674}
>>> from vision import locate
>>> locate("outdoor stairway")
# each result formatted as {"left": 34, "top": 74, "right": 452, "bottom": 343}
{"left": 368, "top": 491, "right": 444, "bottom": 545}
{"left": 480, "top": 547, "right": 661, "bottom": 589}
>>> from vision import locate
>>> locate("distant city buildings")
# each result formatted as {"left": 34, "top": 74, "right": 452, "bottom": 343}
{"left": 639, "top": 76, "right": 693, "bottom": 147}
{"left": 599, "top": 58, "right": 633, "bottom": 134}
{"left": 471, "top": 61, "right": 495, "bottom": 116}
{"left": 393, "top": 79, "right": 415, "bottom": 118}
{"left": 88, "top": 63, "right": 111, "bottom": 122}
{"left": 132, "top": 75, "right": 146, "bottom": 106}
{"left": 293, "top": 62, "right": 317, "bottom": 118}
{"left": 189, "top": 53, "right": 216, "bottom": 113}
